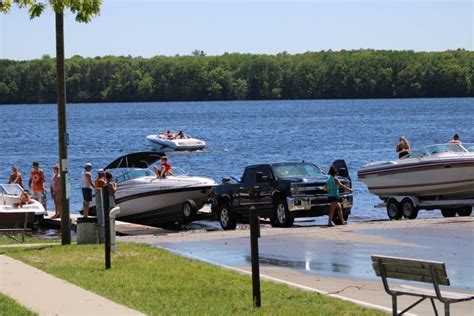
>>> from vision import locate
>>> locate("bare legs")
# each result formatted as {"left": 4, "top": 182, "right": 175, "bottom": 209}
{"left": 82, "top": 201, "right": 89, "bottom": 218}
{"left": 328, "top": 201, "right": 347, "bottom": 227}
{"left": 53, "top": 195, "right": 61, "bottom": 218}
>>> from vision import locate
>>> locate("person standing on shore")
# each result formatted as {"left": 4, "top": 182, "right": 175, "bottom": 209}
{"left": 8, "top": 165, "right": 24, "bottom": 188}
{"left": 105, "top": 172, "right": 117, "bottom": 209}
{"left": 94, "top": 169, "right": 107, "bottom": 188}
{"left": 325, "top": 166, "right": 352, "bottom": 227}
{"left": 396, "top": 136, "right": 411, "bottom": 159}
{"left": 50, "top": 164, "right": 62, "bottom": 219}
{"left": 81, "top": 163, "right": 95, "bottom": 218}
{"left": 448, "top": 133, "right": 462, "bottom": 144}
{"left": 29, "top": 161, "right": 47, "bottom": 212}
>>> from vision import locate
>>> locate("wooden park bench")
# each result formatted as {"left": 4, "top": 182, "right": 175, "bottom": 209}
{"left": 0, "top": 211, "right": 34, "bottom": 243}
{"left": 371, "top": 255, "right": 474, "bottom": 316}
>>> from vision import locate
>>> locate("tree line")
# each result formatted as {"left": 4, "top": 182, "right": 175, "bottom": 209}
{"left": 0, "top": 49, "right": 472, "bottom": 104}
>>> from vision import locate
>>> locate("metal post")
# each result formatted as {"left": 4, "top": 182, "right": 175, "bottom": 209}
{"left": 249, "top": 206, "right": 261, "bottom": 307}
{"left": 103, "top": 187, "right": 111, "bottom": 269}
{"left": 95, "top": 188, "right": 105, "bottom": 243}
{"left": 55, "top": 11, "right": 71, "bottom": 245}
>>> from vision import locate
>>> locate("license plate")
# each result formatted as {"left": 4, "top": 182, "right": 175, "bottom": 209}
{"left": 342, "top": 198, "right": 350, "bottom": 208}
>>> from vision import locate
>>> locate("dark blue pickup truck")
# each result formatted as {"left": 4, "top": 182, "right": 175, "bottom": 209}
{"left": 210, "top": 160, "right": 353, "bottom": 230}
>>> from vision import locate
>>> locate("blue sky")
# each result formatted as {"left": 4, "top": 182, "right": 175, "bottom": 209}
{"left": 0, "top": 0, "right": 472, "bottom": 60}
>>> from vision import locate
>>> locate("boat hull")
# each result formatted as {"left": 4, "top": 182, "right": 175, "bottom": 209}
{"left": 115, "top": 186, "right": 213, "bottom": 225}
{"left": 358, "top": 159, "right": 474, "bottom": 200}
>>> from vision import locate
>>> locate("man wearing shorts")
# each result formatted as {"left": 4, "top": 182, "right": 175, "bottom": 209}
{"left": 82, "top": 163, "right": 95, "bottom": 218}
{"left": 29, "top": 161, "right": 47, "bottom": 212}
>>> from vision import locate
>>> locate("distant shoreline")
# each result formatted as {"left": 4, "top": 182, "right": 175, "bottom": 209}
{"left": 1, "top": 50, "right": 472, "bottom": 104}
{"left": 1, "top": 96, "right": 473, "bottom": 107}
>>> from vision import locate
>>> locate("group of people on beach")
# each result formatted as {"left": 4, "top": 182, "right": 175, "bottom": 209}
{"left": 396, "top": 133, "right": 463, "bottom": 159}
{"left": 8, "top": 161, "right": 62, "bottom": 218}
{"left": 80, "top": 163, "right": 118, "bottom": 219}
{"left": 7, "top": 156, "right": 175, "bottom": 219}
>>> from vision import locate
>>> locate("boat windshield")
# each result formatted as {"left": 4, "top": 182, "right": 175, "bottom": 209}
{"left": 273, "top": 163, "right": 324, "bottom": 178}
{"left": 402, "top": 143, "right": 468, "bottom": 159}
{"left": 0, "top": 184, "right": 23, "bottom": 195}
{"left": 114, "top": 168, "right": 155, "bottom": 184}
{"left": 113, "top": 167, "right": 187, "bottom": 183}
{"left": 462, "top": 143, "right": 474, "bottom": 152}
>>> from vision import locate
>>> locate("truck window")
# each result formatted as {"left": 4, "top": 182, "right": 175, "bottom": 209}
{"left": 242, "top": 167, "right": 257, "bottom": 184}
{"left": 258, "top": 165, "right": 273, "bottom": 182}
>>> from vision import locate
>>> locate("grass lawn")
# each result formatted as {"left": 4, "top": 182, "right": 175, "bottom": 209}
{"left": 0, "top": 235, "right": 59, "bottom": 245}
{"left": 0, "top": 293, "right": 36, "bottom": 316}
{"left": 5, "top": 243, "right": 384, "bottom": 315}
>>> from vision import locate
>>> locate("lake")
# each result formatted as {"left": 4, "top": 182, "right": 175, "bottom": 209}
{"left": 1, "top": 98, "right": 473, "bottom": 222}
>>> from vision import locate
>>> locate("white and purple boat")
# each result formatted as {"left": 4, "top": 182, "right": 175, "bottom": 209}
{"left": 358, "top": 143, "right": 474, "bottom": 200}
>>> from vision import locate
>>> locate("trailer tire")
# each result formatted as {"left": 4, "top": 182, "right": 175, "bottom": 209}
{"left": 182, "top": 201, "right": 197, "bottom": 221}
{"left": 401, "top": 198, "right": 419, "bottom": 219}
{"left": 441, "top": 208, "right": 457, "bottom": 218}
{"left": 387, "top": 199, "right": 402, "bottom": 220}
{"left": 457, "top": 207, "right": 472, "bottom": 217}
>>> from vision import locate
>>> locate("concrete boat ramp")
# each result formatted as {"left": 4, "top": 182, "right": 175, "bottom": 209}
{"left": 118, "top": 216, "right": 474, "bottom": 315}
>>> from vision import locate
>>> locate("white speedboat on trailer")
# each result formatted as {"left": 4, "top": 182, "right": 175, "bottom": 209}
{"left": 0, "top": 184, "right": 46, "bottom": 226}
{"left": 91, "top": 152, "right": 216, "bottom": 226}
{"left": 358, "top": 143, "right": 474, "bottom": 219}
{"left": 358, "top": 143, "right": 474, "bottom": 200}
{"left": 146, "top": 131, "right": 206, "bottom": 151}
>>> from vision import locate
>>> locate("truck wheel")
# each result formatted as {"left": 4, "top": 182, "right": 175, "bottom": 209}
{"left": 218, "top": 203, "right": 237, "bottom": 230}
{"left": 182, "top": 201, "right": 197, "bottom": 221}
{"left": 401, "top": 198, "right": 419, "bottom": 219}
{"left": 456, "top": 207, "right": 472, "bottom": 217}
{"left": 386, "top": 199, "right": 402, "bottom": 220}
{"left": 441, "top": 208, "right": 456, "bottom": 218}
{"left": 272, "top": 198, "right": 294, "bottom": 228}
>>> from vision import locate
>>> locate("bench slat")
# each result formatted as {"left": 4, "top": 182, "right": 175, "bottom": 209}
{"left": 372, "top": 263, "right": 448, "bottom": 278}
{"left": 394, "top": 285, "right": 474, "bottom": 301}
{"left": 371, "top": 255, "right": 446, "bottom": 272}
{"left": 375, "top": 270, "right": 450, "bottom": 285}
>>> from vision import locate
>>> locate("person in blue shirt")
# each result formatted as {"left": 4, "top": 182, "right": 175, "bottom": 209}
{"left": 325, "top": 166, "right": 352, "bottom": 227}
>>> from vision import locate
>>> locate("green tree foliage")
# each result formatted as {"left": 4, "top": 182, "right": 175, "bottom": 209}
{"left": 0, "top": 49, "right": 472, "bottom": 104}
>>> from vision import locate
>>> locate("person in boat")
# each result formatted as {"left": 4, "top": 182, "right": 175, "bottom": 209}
{"left": 19, "top": 191, "right": 34, "bottom": 208}
{"left": 153, "top": 156, "right": 174, "bottom": 179}
{"left": 50, "top": 164, "right": 62, "bottom": 219}
{"left": 176, "top": 130, "right": 185, "bottom": 139}
{"left": 8, "top": 165, "right": 24, "bottom": 188}
{"left": 29, "top": 161, "right": 47, "bottom": 212}
{"left": 448, "top": 133, "right": 462, "bottom": 144}
{"left": 165, "top": 130, "right": 173, "bottom": 140}
{"left": 81, "top": 163, "right": 95, "bottom": 218}
{"left": 325, "top": 166, "right": 352, "bottom": 227}
{"left": 94, "top": 169, "right": 107, "bottom": 188}
{"left": 396, "top": 136, "right": 411, "bottom": 159}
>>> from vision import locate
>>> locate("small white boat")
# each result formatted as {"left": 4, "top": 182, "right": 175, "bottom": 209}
{"left": 358, "top": 143, "right": 474, "bottom": 200}
{"left": 0, "top": 184, "right": 46, "bottom": 226}
{"left": 147, "top": 131, "right": 206, "bottom": 151}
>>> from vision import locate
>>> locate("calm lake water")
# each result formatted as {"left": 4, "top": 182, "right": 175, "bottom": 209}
{"left": 1, "top": 98, "right": 473, "bottom": 222}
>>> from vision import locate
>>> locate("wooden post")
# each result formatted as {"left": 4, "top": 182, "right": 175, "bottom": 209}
{"left": 249, "top": 206, "right": 261, "bottom": 307}
{"left": 55, "top": 11, "right": 71, "bottom": 245}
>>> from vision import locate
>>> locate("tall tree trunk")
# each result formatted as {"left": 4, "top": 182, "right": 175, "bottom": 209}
{"left": 56, "top": 11, "right": 71, "bottom": 244}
